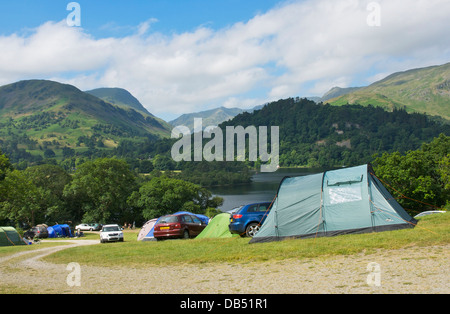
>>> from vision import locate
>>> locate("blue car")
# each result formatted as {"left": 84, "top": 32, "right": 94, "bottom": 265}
{"left": 229, "top": 202, "right": 272, "bottom": 237}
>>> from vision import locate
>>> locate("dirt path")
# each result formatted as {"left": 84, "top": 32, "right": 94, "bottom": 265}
{"left": 1, "top": 240, "right": 448, "bottom": 294}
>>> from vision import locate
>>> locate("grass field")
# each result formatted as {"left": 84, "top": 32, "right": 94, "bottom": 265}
{"left": 41, "top": 213, "right": 450, "bottom": 268}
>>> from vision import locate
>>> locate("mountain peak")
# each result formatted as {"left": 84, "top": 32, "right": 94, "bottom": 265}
{"left": 85, "top": 87, "right": 153, "bottom": 116}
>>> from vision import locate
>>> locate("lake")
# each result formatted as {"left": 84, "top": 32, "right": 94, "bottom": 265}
{"left": 210, "top": 168, "right": 326, "bottom": 212}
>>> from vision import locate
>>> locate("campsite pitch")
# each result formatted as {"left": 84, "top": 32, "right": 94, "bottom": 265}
{"left": 0, "top": 214, "right": 448, "bottom": 294}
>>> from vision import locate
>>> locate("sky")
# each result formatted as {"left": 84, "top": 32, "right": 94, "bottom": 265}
{"left": 0, "top": 0, "right": 449, "bottom": 121}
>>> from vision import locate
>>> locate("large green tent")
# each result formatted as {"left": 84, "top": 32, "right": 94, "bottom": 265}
{"left": 250, "top": 164, "right": 417, "bottom": 243}
{"left": 0, "top": 227, "right": 28, "bottom": 246}
{"left": 195, "top": 213, "right": 237, "bottom": 239}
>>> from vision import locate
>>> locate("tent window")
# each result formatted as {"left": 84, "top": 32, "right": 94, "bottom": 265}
{"left": 327, "top": 175, "right": 363, "bottom": 186}
{"left": 327, "top": 185, "right": 362, "bottom": 205}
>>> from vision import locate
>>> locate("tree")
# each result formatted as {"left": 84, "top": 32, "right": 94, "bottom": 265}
{"left": 0, "top": 170, "right": 40, "bottom": 226}
{"left": 44, "top": 148, "right": 56, "bottom": 159}
{"left": 23, "top": 164, "right": 73, "bottom": 224}
{"left": 152, "top": 154, "right": 176, "bottom": 170}
{"left": 372, "top": 134, "right": 450, "bottom": 215}
{"left": 0, "top": 151, "right": 41, "bottom": 226}
{"left": 129, "top": 176, "right": 222, "bottom": 220}
{"left": 64, "top": 158, "right": 138, "bottom": 224}
{"left": 0, "top": 149, "right": 13, "bottom": 181}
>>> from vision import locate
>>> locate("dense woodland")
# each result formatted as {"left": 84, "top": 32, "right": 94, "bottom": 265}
{"left": 221, "top": 98, "right": 450, "bottom": 168}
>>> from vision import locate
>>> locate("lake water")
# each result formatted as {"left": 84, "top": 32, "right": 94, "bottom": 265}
{"left": 210, "top": 168, "right": 325, "bottom": 212}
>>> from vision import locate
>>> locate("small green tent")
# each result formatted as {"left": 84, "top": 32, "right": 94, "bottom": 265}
{"left": 250, "top": 164, "right": 417, "bottom": 243}
{"left": 195, "top": 213, "right": 237, "bottom": 239}
{"left": 0, "top": 227, "right": 28, "bottom": 246}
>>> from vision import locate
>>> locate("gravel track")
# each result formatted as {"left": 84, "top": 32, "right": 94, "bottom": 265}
{"left": 1, "top": 240, "right": 448, "bottom": 294}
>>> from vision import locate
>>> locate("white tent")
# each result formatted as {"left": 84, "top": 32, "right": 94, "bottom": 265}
{"left": 137, "top": 219, "right": 158, "bottom": 241}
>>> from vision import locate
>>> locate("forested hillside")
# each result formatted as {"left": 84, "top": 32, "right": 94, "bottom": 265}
{"left": 221, "top": 98, "right": 450, "bottom": 168}
{"left": 0, "top": 80, "right": 171, "bottom": 166}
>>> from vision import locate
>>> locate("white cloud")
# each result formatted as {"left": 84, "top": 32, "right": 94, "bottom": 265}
{"left": 0, "top": 0, "right": 449, "bottom": 121}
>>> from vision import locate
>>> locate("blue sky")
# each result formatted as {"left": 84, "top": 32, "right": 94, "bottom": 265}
{"left": 0, "top": 0, "right": 284, "bottom": 36}
{"left": 0, "top": 0, "right": 449, "bottom": 121}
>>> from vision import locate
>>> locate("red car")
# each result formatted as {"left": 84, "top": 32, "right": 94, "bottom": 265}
{"left": 153, "top": 214, "right": 207, "bottom": 240}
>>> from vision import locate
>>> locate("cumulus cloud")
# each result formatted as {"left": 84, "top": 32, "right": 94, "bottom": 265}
{"left": 0, "top": 0, "right": 449, "bottom": 120}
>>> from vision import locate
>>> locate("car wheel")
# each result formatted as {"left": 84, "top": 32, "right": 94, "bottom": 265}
{"left": 183, "top": 230, "right": 190, "bottom": 239}
{"left": 245, "top": 223, "right": 261, "bottom": 237}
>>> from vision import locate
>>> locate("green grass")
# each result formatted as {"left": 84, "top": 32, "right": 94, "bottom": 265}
{"left": 41, "top": 213, "right": 450, "bottom": 268}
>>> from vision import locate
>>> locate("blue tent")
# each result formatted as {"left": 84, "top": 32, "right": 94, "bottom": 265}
{"left": 48, "top": 224, "right": 73, "bottom": 238}
{"left": 139, "top": 211, "right": 209, "bottom": 241}
{"left": 173, "top": 211, "right": 210, "bottom": 224}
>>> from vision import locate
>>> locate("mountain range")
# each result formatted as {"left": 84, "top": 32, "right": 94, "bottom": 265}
{"left": 171, "top": 62, "right": 450, "bottom": 126}
{"left": 0, "top": 80, "right": 171, "bottom": 162}
{"left": 0, "top": 62, "right": 449, "bottom": 165}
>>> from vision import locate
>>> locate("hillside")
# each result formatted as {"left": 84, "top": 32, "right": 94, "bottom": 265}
{"left": 220, "top": 98, "right": 450, "bottom": 168}
{"left": 85, "top": 87, "right": 153, "bottom": 116}
{"left": 169, "top": 105, "right": 267, "bottom": 131}
{"left": 320, "top": 86, "right": 363, "bottom": 102}
{"left": 327, "top": 62, "right": 450, "bottom": 120}
{"left": 0, "top": 80, "right": 171, "bottom": 163}
{"left": 169, "top": 106, "right": 246, "bottom": 130}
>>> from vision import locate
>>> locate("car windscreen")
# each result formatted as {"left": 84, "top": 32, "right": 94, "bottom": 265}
{"left": 158, "top": 216, "right": 179, "bottom": 223}
{"left": 103, "top": 226, "right": 119, "bottom": 232}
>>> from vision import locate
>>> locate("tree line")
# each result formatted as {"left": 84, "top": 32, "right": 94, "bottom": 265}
{"left": 1, "top": 133, "right": 448, "bottom": 228}
{"left": 0, "top": 153, "right": 223, "bottom": 229}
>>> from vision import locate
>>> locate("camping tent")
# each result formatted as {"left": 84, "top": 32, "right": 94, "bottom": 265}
{"left": 137, "top": 219, "right": 158, "bottom": 241}
{"left": 48, "top": 224, "right": 73, "bottom": 238}
{"left": 138, "top": 212, "right": 210, "bottom": 241}
{"left": 0, "top": 227, "right": 28, "bottom": 246}
{"left": 195, "top": 213, "right": 236, "bottom": 239}
{"left": 250, "top": 164, "right": 417, "bottom": 243}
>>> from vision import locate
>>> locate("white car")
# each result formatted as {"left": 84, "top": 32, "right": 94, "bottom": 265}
{"left": 100, "top": 224, "right": 124, "bottom": 243}
{"left": 75, "top": 223, "right": 94, "bottom": 231}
